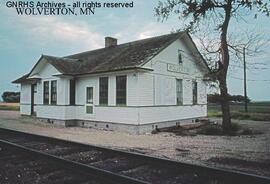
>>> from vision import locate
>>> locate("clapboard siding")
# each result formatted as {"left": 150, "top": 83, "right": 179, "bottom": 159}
{"left": 138, "top": 105, "right": 207, "bottom": 124}
{"left": 20, "top": 83, "right": 31, "bottom": 115}
{"left": 137, "top": 73, "right": 154, "bottom": 106}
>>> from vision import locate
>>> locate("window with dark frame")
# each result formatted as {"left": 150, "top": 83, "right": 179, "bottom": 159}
{"left": 193, "top": 81, "right": 198, "bottom": 104}
{"left": 86, "top": 87, "right": 93, "bottom": 114}
{"left": 43, "top": 81, "right": 49, "bottom": 104}
{"left": 99, "top": 77, "right": 108, "bottom": 105}
{"left": 176, "top": 79, "right": 183, "bottom": 105}
{"left": 51, "top": 80, "right": 57, "bottom": 105}
{"left": 116, "top": 75, "right": 127, "bottom": 105}
{"left": 86, "top": 87, "right": 93, "bottom": 104}
{"left": 33, "top": 84, "right": 37, "bottom": 93}
{"left": 178, "top": 49, "right": 183, "bottom": 64}
{"left": 70, "top": 79, "right": 76, "bottom": 105}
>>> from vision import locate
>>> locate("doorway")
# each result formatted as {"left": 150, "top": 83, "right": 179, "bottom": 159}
{"left": 31, "top": 83, "right": 37, "bottom": 116}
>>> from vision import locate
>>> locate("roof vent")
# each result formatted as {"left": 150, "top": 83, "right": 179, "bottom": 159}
{"left": 105, "top": 37, "right": 117, "bottom": 48}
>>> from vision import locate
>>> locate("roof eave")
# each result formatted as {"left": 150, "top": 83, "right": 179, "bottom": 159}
{"left": 185, "top": 32, "right": 211, "bottom": 73}
{"left": 73, "top": 66, "right": 153, "bottom": 77}
{"left": 12, "top": 77, "right": 39, "bottom": 84}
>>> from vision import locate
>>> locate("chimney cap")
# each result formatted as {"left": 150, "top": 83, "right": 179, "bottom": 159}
{"left": 105, "top": 37, "right": 117, "bottom": 48}
{"left": 105, "top": 36, "right": 116, "bottom": 39}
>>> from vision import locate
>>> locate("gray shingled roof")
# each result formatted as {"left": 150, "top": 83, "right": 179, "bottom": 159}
{"left": 12, "top": 74, "right": 30, "bottom": 84}
{"left": 64, "top": 32, "right": 184, "bottom": 75}
{"left": 13, "top": 32, "right": 207, "bottom": 83}
{"left": 42, "top": 55, "right": 80, "bottom": 74}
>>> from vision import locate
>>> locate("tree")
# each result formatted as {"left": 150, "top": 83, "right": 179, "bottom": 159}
{"left": 2, "top": 91, "right": 20, "bottom": 103}
{"left": 155, "top": 0, "right": 269, "bottom": 132}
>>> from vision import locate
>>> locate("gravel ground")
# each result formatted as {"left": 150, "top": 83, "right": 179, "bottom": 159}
{"left": 0, "top": 110, "right": 269, "bottom": 177}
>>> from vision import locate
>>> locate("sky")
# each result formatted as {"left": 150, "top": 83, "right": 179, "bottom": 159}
{"left": 0, "top": 0, "right": 270, "bottom": 101}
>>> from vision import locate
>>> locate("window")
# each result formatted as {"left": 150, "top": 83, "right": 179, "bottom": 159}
{"left": 178, "top": 49, "right": 183, "bottom": 64}
{"left": 51, "top": 80, "right": 57, "bottom": 105}
{"left": 86, "top": 87, "right": 93, "bottom": 104}
{"left": 116, "top": 75, "right": 127, "bottom": 105}
{"left": 33, "top": 84, "right": 37, "bottom": 93}
{"left": 86, "top": 106, "right": 93, "bottom": 114}
{"left": 193, "top": 81, "right": 198, "bottom": 104}
{"left": 43, "top": 81, "right": 49, "bottom": 104}
{"left": 86, "top": 87, "right": 93, "bottom": 114}
{"left": 70, "top": 79, "right": 76, "bottom": 105}
{"left": 176, "top": 79, "right": 183, "bottom": 105}
{"left": 99, "top": 77, "right": 108, "bottom": 105}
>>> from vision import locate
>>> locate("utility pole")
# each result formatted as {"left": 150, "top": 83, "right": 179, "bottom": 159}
{"left": 243, "top": 47, "right": 248, "bottom": 112}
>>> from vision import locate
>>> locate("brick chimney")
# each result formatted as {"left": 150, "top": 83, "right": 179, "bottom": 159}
{"left": 105, "top": 37, "right": 117, "bottom": 48}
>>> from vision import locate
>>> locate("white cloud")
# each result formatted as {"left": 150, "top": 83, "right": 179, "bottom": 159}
{"left": 113, "top": 21, "right": 175, "bottom": 44}
{"left": 1, "top": 7, "right": 104, "bottom": 52}
{"left": 20, "top": 16, "right": 104, "bottom": 50}
{"left": 0, "top": 3, "right": 179, "bottom": 52}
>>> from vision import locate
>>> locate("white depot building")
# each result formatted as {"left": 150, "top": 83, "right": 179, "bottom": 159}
{"left": 13, "top": 32, "right": 209, "bottom": 134}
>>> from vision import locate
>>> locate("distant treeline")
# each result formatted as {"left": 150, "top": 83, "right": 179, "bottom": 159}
{"left": 1, "top": 91, "right": 20, "bottom": 103}
{"left": 208, "top": 93, "right": 250, "bottom": 104}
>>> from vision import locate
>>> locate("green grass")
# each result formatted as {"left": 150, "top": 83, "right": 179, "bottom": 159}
{"left": 208, "top": 102, "right": 270, "bottom": 113}
{"left": 0, "top": 105, "right": 20, "bottom": 111}
{"left": 208, "top": 102, "right": 270, "bottom": 121}
{"left": 207, "top": 111, "right": 222, "bottom": 117}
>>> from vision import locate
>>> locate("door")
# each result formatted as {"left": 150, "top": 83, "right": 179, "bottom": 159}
{"left": 31, "top": 84, "right": 37, "bottom": 116}
{"left": 86, "top": 87, "right": 94, "bottom": 114}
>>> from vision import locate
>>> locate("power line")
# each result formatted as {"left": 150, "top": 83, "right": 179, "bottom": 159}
{"left": 229, "top": 64, "right": 269, "bottom": 70}
{"left": 229, "top": 75, "right": 270, "bottom": 82}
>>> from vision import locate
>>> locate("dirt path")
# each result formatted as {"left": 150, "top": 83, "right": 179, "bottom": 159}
{"left": 0, "top": 102, "right": 19, "bottom": 106}
{"left": 0, "top": 110, "right": 269, "bottom": 177}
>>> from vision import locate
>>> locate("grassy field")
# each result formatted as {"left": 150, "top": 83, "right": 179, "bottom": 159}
{"left": 0, "top": 103, "right": 20, "bottom": 111}
{"left": 208, "top": 102, "right": 270, "bottom": 121}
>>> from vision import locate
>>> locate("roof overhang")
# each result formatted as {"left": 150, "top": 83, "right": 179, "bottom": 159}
{"left": 28, "top": 74, "right": 41, "bottom": 79}
{"left": 12, "top": 74, "right": 40, "bottom": 84}
{"left": 28, "top": 55, "right": 65, "bottom": 78}
{"left": 72, "top": 66, "right": 154, "bottom": 77}
{"left": 13, "top": 55, "right": 66, "bottom": 84}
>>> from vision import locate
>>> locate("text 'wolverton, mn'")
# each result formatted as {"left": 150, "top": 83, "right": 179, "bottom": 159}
{"left": 5, "top": 1, "right": 134, "bottom": 16}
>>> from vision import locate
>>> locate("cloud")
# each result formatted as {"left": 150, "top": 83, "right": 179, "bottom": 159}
{"left": 0, "top": 2, "right": 179, "bottom": 53}
{"left": 112, "top": 21, "right": 176, "bottom": 44}
{"left": 20, "top": 16, "right": 104, "bottom": 50}
{"left": 1, "top": 7, "right": 104, "bottom": 52}
{"left": 136, "top": 23, "right": 171, "bottom": 40}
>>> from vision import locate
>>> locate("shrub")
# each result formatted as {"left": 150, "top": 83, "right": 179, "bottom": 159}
{"left": 197, "top": 125, "right": 223, "bottom": 135}
{"left": 230, "top": 123, "right": 241, "bottom": 132}
{"left": 242, "top": 128, "right": 253, "bottom": 135}
{"left": 197, "top": 123, "right": 243, "bottom": 136}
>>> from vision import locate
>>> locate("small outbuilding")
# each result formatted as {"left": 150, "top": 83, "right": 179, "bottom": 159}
{"left": 13, "top": 32, "right": 209, "bottom": 134}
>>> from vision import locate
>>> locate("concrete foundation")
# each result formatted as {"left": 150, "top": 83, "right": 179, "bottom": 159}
{"left": 33, "top": 117, "right": 205, "bottom": 134}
